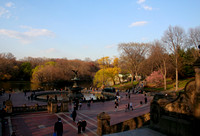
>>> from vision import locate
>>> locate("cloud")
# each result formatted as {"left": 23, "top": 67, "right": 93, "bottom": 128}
{"left": 0, "top": 26, "right": 55, "bottom": 44}
{"left": 137, "top": 0, "right": 153, "bottom": 11}
{"left": 0, "top": 7, "right": 10, "bottom": 18}
{"left": 137, "top": 0, "right": 145, "bottom": 4}
{"left": 129, "top": 21, "right": 148, "bottom": 27}
{"left": 142, "top": 5, "right": 152, "bottom": 10}
{"left": 5, "top": 2, "right": 14, "bottom": 8}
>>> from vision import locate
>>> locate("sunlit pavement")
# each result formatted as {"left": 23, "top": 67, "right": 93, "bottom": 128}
{"left": 1, "top": 92, "right": 152, "bottom": 136}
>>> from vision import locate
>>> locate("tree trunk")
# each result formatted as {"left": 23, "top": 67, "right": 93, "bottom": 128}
{"left": 113, "top": 79, "right": 116, "bottom": 85}
{"left": 176, "top": 57, "right": 178, "bottom": 91}
{"left": 135, "top": 72, "right": 138, "bottom": 81}
{"left": 118, "top": 76, "right": 121, "bottom": 84}
{"left": 131, "top": 74, "right": 134, "bottom": 85}
{"left": 164, "top": 61, "right": 167, "bottom": 91}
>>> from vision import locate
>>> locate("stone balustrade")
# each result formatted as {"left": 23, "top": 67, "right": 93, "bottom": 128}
{"left": 4, "top": 99, "right": 68, "bottom": 114}
{"left": 97, "top": 112, "right": 150, "bottom": 136}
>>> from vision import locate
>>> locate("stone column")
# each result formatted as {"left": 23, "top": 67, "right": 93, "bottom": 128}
{"left": 193, "top": 54, "right": 200, "bottom": 136}
{"left": 61, "top": 100, "right": 68, "bottom": 112}
{"left": 97, "top": 112, "right": 111, "bottom": 136}
{"left": 5, "top": 100, "right": 13, "bottom": 114}
{"left": 194, "top": 58, "right": 200, "bottom": 118}
{"left": 35, "top": 103, "right": 39, "bottom": 111}
{"left": 50, "top": 101, "right": 57, "bottom": 113}
{"left": 47, "top": 101, "right": 51, "bottom": 113}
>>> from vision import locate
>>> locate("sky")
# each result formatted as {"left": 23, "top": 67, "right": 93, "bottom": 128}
{"left": 0, "top": 0, "right": 200, "bottom": 61}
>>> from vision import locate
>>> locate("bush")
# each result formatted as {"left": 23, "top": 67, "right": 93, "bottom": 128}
{"left": 146, "top": 71, "right": 163, "bottom": 85}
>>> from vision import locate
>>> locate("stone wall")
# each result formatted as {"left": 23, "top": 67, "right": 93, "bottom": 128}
{"left": 97, "top": 112, "right": 150, "bottom": 136}
{"left": 110, "top": 113, "right": 150, "bottom": 134}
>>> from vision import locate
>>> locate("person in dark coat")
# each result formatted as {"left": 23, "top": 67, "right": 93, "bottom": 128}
{"left": 145, "top": 96, "right": 147, "bottom": 104}
{"left": 72, "top": 110, "right": 77, "bottom": 122}
{"left": 9, "top": 93, "right": 11, "bottom": 100}
{"left": 77, "top": 120, "right": 82, "bottom": 134}
{"left": 55, "top": 95, "right": 57, "bottom": 102}
{"left": 81, "top": 120, "right": 87, "bottom": 132}
{"left": 127, "top": 103, "right": 130, "bottom": 110}
{"left": 54, "top": 118, "right": 63, "bottom": 136}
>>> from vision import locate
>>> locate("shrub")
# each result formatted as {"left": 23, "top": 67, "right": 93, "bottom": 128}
{"left": 146, "top": 71, "right": 163, "bottom": 85}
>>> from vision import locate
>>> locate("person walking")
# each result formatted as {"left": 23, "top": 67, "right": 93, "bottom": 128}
{"left": 115, "top": 101, "right": 119, "bottom": 111}
{"left": 125, "top": 105, "right": 128, "bottom": 112}
{"left": 54, "top": 118, "right": 63, "bottom": 136}
{"left": 55, "top": 95, "right": 57, "bottom": 102}
{"left": 77, "top": 120, "right": 82, "bottom": 134}
{"left": 87, "top": 100, "right": 91, "bottom": 107}
{"left": 81, "top": 120, "right": 87, "bottom": 132}
{"left": 9, "top": 93, "right": 11, "bottom": 100}
{"left": 128, "top": 93, "right": 130, "bottom": 99}
{"left": 72, "top": 110, "right": 77, "bottom": 122}
{"left": 130, "top": 102, "right": 133, "bottom": 110}
{"left": 127, "top": 103, "right": 130, "bottom": 110}
{"left": 79, "top": 102, "right": 82, "bottom": 110}
{"left": 145, "top": 96, "right": 147, "bottom": 104}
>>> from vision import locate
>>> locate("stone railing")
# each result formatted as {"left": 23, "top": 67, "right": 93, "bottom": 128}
{"left": 5, "top": 99, "right": 68, "bottom": 114}
{"left": 97, "top": 112, "right": 150, "bottom": 136}
{"left": 13, "top": 105, "right": 47, "bottom": 113}
{"left": 110, "top": 113, "right": 150, "bottom": 133}
{"left": 81, "top": 90, "right": 102, "bottom": 94}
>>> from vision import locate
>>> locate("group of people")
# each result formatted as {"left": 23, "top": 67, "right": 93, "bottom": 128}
{"left": 77, "top": 120, "right": 87, "bottom": 134}
{"left": 54, "top": 117, "right": 87, "bottom": 135}
{"left": 125, "top": 102, "right": 133, "bottom": 111}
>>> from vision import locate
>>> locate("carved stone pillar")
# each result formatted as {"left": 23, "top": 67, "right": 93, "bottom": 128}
{"left": 194, "top": 58, "right": 200, "bottom": 118}
{"left": 47, "top": 101, "right": 51, "bottom": 113}
{"left": 35, "top": 103, "right": 39, "bottom": 111}
{"left": 193, "top": 53, "right": 200, "bottom": 135}
{"left": 49, "top": 101, "right": 57, "bottom": 113}
{"left": 61, "top": 100, "right": 68, "bottom": 112}
{"left": 5, "top": 100, "right": 12, "bottom": 114}
{"left": 97, "top": 112, "right": 111, "bottom": 136}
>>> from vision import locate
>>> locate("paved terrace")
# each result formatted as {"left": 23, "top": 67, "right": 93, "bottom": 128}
{"left": 0, "top": 91, "right": 164, "bottom": 136}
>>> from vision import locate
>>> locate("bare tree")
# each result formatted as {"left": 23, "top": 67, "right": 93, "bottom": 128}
{"left": 118, "top": 42, "right": 149, "bottom": 83}
{"left": 188, "top": 26, "right": 200, "bottom": 59}
{"left": 148, "top": 41, "right": 169, "bottom": 90}
{"left": 162, "top": 26, "right": 186, "bottom": 91}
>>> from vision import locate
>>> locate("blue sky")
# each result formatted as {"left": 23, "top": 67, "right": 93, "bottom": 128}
{"left": 0, "top": 0, "right": 199, "bottom": 61}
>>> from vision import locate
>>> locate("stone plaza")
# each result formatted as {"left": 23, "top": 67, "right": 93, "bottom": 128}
{"left": 1, "top": 91, "right": 153, "bottom": 136}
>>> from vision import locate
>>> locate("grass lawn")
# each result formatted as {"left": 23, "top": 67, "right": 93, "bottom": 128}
{"left": 144, "top": 77, "right": 194, "bottom": 92}
{"left": 111, "top": 77, "right": 194, "bottom": 93}
{"left": 113, "top": 81, "right": 139, "bottom": 90}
